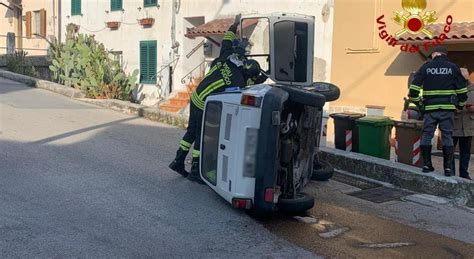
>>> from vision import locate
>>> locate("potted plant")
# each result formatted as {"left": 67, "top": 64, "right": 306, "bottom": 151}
{"left": 106, "top": 21, "right": 120, "bottom": 29}
{"left": 138, "top": 18, "right": 155, "bottom": 26}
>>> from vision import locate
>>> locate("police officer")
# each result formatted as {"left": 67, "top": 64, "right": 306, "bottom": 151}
{"left": 409, "top": 46, "right": 469, "bottom": 176}
{"left": 169, "top": 15, "right": 263, "bottom": 184}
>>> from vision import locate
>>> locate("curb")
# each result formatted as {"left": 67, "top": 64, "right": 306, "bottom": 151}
{"left": 77, "top": 99, "right": 188, "bottom": 129}
{"left": 1, "top": 70, "right": 187, "bottom": 129}
{"left": 320, "top": 147, "right": 474, "bottom": 207}
{"left": 0, "top": 69, "right": 85, "bottom": 98}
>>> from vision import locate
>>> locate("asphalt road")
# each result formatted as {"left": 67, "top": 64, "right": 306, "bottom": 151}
{"left": 0, "top": 78, "right": 315, "bottom": 258}
{"left": 2, "top": 77, "right": 474, "bottom": 258}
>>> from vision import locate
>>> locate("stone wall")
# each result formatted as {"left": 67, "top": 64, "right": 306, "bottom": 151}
{"left": 0, "top": 54, "right": 52, "bottom": 81}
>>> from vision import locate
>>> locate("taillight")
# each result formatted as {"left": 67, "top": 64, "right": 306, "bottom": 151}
{"left": 241, "top": 94, "right": 262, "bottom": 107}
{"left": 232, "top": 198, "right": 253, "bottom": 209}
{"left": 264, "top": 188, "right": 274, "bottom": 203}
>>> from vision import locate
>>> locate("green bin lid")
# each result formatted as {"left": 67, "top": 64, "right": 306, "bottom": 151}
{"left": 356, "top": 116, "right": 394, "bottom": 126}
{"left": 330, "top": 112, "right": 365, "bottom": 119}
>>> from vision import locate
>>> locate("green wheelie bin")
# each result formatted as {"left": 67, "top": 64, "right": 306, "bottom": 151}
{"left": 356, "top": 116, "right": 394, "bottom": 160}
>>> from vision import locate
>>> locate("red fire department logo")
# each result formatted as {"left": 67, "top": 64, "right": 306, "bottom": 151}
{"left": 376, "top": 0, "right": 453, "bottom": 53}
{"left": 392, "top": 0, "right": 438, "bottom": 38}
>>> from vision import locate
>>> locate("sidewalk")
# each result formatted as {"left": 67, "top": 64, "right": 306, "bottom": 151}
{"left": 321, "top": 143, "right": 474, "bottom": 208}
{"left": 324, "top": 140, "right": 474, "bottom": 178}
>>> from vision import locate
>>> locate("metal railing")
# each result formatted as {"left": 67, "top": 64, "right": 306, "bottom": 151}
{"left": 150, "top": 56, "right": 180, "bottom": 99}
{"left": 185, "top": 40, "right": 205, "bottom": 59}
{"left": 0, "top": 34, "right": 49, "bottom": 55}
{"left": 180, "top": 59, "right": 209, "bottom": 85}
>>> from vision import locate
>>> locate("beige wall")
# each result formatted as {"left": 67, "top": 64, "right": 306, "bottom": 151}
{"left": 0, "top": 2, "right": 20, "bottom": 54}
{"left": 0, "top": 0, "right": 59, "bottom": 55}
{"left": 331, "top": 0, "right": 474, "bottom": 119}
{"left": 21, "top": 0, "right": 60, "bottom": 55}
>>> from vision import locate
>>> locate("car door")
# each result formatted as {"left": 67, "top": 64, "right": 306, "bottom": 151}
{"left": 214, "top": 103, "right": 239, "bottom": 202}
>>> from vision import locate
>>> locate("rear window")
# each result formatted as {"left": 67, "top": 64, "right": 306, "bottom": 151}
{"left": 201, "top": 101, "right": 222, "bottom": 185}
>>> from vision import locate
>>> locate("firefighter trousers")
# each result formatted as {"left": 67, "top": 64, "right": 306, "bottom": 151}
{"left": 178, "top": 102, "right": 203, "bottom": 158}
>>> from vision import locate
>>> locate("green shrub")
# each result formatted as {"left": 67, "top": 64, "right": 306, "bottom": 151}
{"left": 5, "top": 51, "right": 37, "bottom": 77}
{"left": 49, "top": 23, "right": 138, "bottom": 101}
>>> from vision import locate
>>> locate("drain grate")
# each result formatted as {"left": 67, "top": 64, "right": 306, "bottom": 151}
{"left": 348, "top": 187, "right": 413, "bottom": 203}
{"left": 332, "top": 172, "right": 381, "bottom": 190}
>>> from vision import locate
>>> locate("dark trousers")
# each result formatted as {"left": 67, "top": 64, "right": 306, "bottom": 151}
{"left": 180, "top": 102, "right": 203, "bottom": 157}
{"left": 452, "top": 136, "right": 472, "bottom": 177}
{"left": 421, "top": 111, "right": 454, "bottom": 146}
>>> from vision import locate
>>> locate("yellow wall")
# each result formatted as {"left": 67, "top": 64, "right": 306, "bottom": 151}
{"left": 0, "top": 0, "right": 59, "bottom": 55}
{"left": 21, "top": 0, "right": 60, "bottom": 55}
{"left": 331, "top": 0, "right": 474, "bottom": 119}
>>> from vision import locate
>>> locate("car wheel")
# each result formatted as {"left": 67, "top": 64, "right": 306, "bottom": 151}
{"left": 278, "top": 193, "right": 315, "bottom": 213}
{"left": 306, "top": 82, "right": 340, "bottom": 102}
{"left": 311, "top": 159, "right": 334, "bottom": 181}
{"left": 276, "top": 84, "right": 326, "bottom": 107}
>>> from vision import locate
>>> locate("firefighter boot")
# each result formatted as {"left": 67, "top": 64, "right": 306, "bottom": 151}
{"left": 168, "top": 148, "right": 189, "bottom": 177}
{"left": 421, "top": 145, "right": 434, "bottom": 173}
{"left": 187, "top": 157, "right": 205, "bottom": 185}
{"left": 443, "top": 146, "right": 455, "bottom": 177}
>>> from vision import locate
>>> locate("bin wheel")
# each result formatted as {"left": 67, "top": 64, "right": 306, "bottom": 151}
{"left": 311, "top": 159, "right": 334, "bottom": 181}
{"left": 278, "top": 193, "right": 315, "bottom": 213}
{"left": 306, "top": 82, "right": 340, "bottom": 102}
{"left": 276, "top": 84, "right": 326, "bottom": 107}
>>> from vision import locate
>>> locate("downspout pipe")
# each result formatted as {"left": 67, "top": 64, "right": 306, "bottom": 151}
{"left": 58, "top": 0, "right": 62, "bottom": 43}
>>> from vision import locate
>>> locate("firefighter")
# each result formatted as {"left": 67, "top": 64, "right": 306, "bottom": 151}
{"left": 409, "top": 46, "right": 469, "bottom": 176}
{"left": 169, "top": 15, "right": 263, "bottom": 184}
{"left": 405, "top": 71, "right": 423, "bottom": 120}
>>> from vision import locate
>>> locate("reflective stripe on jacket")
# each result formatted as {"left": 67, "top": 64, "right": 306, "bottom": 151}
{"left": 409, "top": 55, "right": 469, "bottom": 112}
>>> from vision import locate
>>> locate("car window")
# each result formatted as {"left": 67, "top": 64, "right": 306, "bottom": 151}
{"left": 201, "top": 101, "right": 222, "bottom": 185}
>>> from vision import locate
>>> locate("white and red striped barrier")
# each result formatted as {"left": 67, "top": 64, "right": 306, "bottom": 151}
{"left": 395, "top": 139, "right": 399, "bottom": 162}
{"left": 345, "top": 130, "right": 353, "bottom": 152}
{"left": 412, "top": 136, "right": 421, "bottom": 166}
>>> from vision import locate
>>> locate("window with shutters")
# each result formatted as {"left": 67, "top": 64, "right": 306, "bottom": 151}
{"left": 71, "top": 0, "right": 81, "bottom": 16}
{"left": 139, "top": 41, "right": 157, "bottom": 84}
{"left": 144, "top": 0, "right": 158, "bottom": 8}
{"left": 34, "top": 11, "right": 41, "bottom": 35}
{"left": 111, "top": 0, "right": 123, "bottom": 11}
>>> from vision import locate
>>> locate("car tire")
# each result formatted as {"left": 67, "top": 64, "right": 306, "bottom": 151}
{"left": 276, "top": 84, "right": 326, "bottom": 107}
{"left": 278, "top": 193, "right": 315, "bottom": 213}
{"left": 306, "top": 82, "right": 340, "bottom": 102}
{"left": 311, "top": 159, "right": 334, "bottom": 181}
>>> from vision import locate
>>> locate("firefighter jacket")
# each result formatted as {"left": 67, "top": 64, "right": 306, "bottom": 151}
{"left": 191, "top": 26, "right": 247, "bottom": 110}
{"left": 409, "top": 55, "right": 469, "bottom": 112}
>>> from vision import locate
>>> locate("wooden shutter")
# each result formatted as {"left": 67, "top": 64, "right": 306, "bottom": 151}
{"left": 148, "top": 41, "right": 157, "bottom": 84}
{"left": 144, "top": 0, "right": 156, "bottom": 7}
{"left": 25, "top": 11, "right": 32, "bottom": 39}
{"left": 111, "top": 0, "right": 122, "bottom": 11}
{"left": 140, "top": 42, "right": 148, "bottom": 83}
{"left": 72, "top": 0, "right": 81, "bottom": 15}
{"left": 40, "top": 9, "right": 47, "bottom": 37}
{"left": 139, "top": 41, "right": 157, "bottom": 84}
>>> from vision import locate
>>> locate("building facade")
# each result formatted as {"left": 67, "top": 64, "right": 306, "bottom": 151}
{"left": 60, "top": 0, "right": 335, "bottom": 108}
{"left": 0, "top": 0, "right": 60, "bottom": 55}
{"left": 330, "top": 0, "right": 474, "bottom": 119}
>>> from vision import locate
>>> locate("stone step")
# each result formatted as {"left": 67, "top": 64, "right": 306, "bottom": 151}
{"left": 160, "top": 103, "right": 182, "bottom": 113}
{"left": 169, "top": 98, "right": 189, "bottom": 106}
{"left": 177, "top": 91, "right": 192, "bottom": 99}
